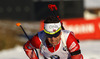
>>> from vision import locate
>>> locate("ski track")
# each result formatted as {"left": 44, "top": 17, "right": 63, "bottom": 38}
{"left": 0, "top": 40, "right": 100, "bottom": 59}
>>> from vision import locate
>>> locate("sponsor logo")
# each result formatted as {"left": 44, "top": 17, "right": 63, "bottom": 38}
{"left": 53, "top": 29, "right": 56, "bottom": 32}
{"left": 50, "top": 55, "right": 60, "bottom": 59}
{"left": 63, "top": 46, "right": 67, "bottom": 51}
{"left": 98, "top": 22, "right": 100, "bottom": 30}
{"left": 63, "top": 23, "right": 95, "bottom": 34}
{"left": 71, "top": 46, "right": 78, "bottom": 52}
{"left": 69, "top": 42, "right": 76, "bottom": 51}
{"left": 49, "top": 25, "right": 58, "bottom": 29}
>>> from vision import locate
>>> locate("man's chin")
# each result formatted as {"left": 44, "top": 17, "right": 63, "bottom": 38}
{"left": 51, "top": 43, "right": 57, "bottom": 46}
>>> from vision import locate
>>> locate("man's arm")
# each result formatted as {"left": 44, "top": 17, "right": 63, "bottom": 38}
{"left": 71, "top": 54, "right": 83, "bottom": 59}
{"left": 23, "top": 41, "right": 39, "bottom": 59}
{"left": 23, "top": 34, "right": 41, "bottom": 59}
{"left": 66, "top": 32, "right": 83, "bottom": 59}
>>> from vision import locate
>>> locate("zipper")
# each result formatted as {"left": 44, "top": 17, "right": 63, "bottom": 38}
{"left": 53, "top": 47, "right": 55, "bottom": 52}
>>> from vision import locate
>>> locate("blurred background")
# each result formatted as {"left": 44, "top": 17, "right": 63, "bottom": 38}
{"left": 0, "top": 0, "right": 100, "bottom": 59}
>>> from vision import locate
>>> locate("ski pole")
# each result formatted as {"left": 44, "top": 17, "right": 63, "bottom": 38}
{"left": 16, "top": 23, "right": 39, "bottom": 59}
{"left": 16, "top": 23, "right": 30, "bottom": 40}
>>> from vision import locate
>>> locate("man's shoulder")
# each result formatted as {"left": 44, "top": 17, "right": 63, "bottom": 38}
{"left": 38, "top": 30, "right": 45, "bottom": 37}
{"left": 30, "top": 31, "right": 45, "bottom": 48}
{"left": 61, "top": 30, "right": 74, "bottom": 43}
{"left": 37, "top": 30, "right": 46, "bottom": 41}
{"left": 62, "top": 30, "right": 71, "bottom": 34}
{"left": 38, "top": 30, "right": 45, "bottom": 34}
{"left": 31, "top": 30, "right": 45, "bottom": 41}
{"left": 61, "top": 30, "right": 71, "bottom": 44}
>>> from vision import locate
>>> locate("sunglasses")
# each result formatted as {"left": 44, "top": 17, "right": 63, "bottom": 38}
{"left": 46, "top": 30, "right": 61, "bottom": 38}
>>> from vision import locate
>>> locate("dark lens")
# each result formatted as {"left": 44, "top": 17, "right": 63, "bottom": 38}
{"left": 47, "top": 35, "right": 53, "bottom": 38}
{"left": 46, "top": 30, "right": 61, "bottom": 38}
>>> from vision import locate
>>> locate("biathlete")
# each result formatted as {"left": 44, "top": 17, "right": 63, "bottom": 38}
{"left": 23, "top": 16, "right": 83, "bottom": 59}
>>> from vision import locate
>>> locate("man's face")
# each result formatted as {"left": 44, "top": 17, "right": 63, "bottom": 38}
{"left": 47, "top": 32, "right": 62, "bottom": 47}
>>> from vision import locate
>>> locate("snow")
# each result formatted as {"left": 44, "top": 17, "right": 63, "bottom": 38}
{"left": 0, "top": 46, "right": 28, "bottom": 59}
{"left": 0, "top": 40, "right": 100, "bottom": 59}
{"left": 80, "top": 40, "right": 100, "bottom": 59}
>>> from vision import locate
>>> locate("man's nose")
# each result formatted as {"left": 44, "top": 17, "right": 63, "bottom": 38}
{"left": 51, "top": 37, "right": 56, "bottom": 40}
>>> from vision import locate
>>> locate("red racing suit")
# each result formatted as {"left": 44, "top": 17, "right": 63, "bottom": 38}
{"left": 23, "top": 30, "right": 83, "bottom": 59}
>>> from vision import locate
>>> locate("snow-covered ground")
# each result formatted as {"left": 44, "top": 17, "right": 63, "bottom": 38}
{"left": 80, "top": 40, "right": 100, "bottom": 59}
{"left": 0, "top": 40, "right": 100, "bottom": 59}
